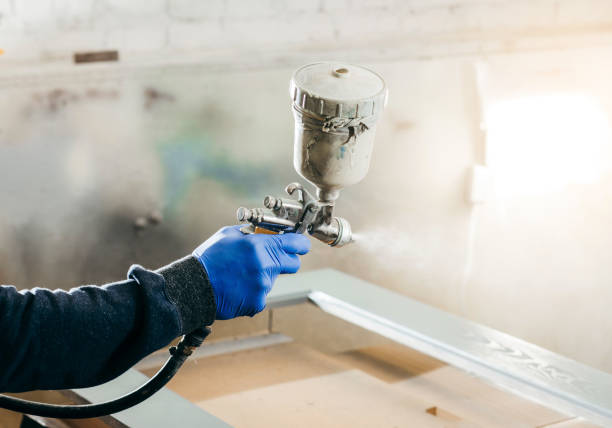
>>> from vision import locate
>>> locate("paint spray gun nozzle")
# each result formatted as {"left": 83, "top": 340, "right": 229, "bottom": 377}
{"left": 237, "top": 183, "right": 352, "bottom": 247}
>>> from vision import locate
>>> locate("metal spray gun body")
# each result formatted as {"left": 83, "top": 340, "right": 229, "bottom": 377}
{"left": 238, "top": 63, "right": 387, "bottom": 246}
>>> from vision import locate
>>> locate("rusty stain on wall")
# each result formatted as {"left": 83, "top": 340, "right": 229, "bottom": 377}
{"left": 144, "top": 87, "right": 176, "bottom": 110}
{"left": 24, "top": 88, "right": 119, "bottom": 116}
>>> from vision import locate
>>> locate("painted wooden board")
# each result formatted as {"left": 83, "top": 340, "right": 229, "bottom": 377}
{"left": 541, "top": 418, "right": 602, "bottom": 427}
{"left": 395, "top": 365, "right": 568, "bottom": 427}
{"left": 64, "top": 268, "right": 612, "bottom": 427}
{"left": 269, "top": 269, "right": 612, "bottom": 426}
{"left": 145, "top": 334, "right": 571, "bottom": 427}
{"left": 179, "top": 338, "right": 569, "bottom": 427}
{"left": 192, "top": 339, "right": 567, "bottom": 428}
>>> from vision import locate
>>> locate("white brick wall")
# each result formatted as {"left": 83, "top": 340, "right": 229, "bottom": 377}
{"left": 1, "top": 0, "right": 612, "bottom": 70}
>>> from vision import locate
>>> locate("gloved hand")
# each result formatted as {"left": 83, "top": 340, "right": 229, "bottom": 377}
{"left": 193, "top": 225, "right": 311, "bottom": 320}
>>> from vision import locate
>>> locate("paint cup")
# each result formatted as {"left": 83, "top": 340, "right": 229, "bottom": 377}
{"left": 290, "top": 62, "right": 388, "bottom": 202}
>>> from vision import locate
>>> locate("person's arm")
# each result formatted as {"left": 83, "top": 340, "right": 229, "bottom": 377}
{"left": 0, "top": 256, "right": 212, "bottom": 392}
{"left": 0, "top": 226, "right": 310, "bottom": 393}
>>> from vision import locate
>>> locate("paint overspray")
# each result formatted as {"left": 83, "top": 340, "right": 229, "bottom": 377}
{"left": 351, "top": 226, "right": 426, "bottom": 271}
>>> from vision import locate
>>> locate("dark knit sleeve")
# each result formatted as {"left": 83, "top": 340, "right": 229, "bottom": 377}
{"left": 0, "top": 256, "right": 216, "bottom": 393}
{"left": 155, "top": 256, "right": 217, "bottom": 334}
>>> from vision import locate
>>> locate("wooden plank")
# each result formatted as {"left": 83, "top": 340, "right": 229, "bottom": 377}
{"left": 151, "top": 337, "right": 566, "bottom": 426}
{"left": 199, "top": 370, "right": 455, "bottom": 428}
{"left": 333, "top": 343, "right": 446, "bottom": 383}
{"left": 269, "top": 269, "right": 612, "bottom": 425}
{"left": 395, "top": 365, "right": 566, "bottom": 426}
{"left": 144, "top": 342, "right": 348, "bottom": 403}
{"left": 22, "top": 414, "right": 110, "bottom": 428}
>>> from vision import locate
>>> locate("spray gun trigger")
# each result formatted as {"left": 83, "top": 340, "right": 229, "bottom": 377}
{"left": 239, "top": 224, "right": 257, "bottom": 235}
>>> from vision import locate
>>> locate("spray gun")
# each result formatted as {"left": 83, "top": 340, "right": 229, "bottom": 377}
{"left": 237, "top": 62, "right": 387, "bottom": 246}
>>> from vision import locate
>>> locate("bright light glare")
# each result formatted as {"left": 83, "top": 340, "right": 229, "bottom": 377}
{"left": 485, "top": 93, "right": 612, "bottom": 196}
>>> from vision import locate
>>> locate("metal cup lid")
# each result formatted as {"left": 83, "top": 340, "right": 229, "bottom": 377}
{"left": 290, "top": 62, "right": 388, "bottom": 120}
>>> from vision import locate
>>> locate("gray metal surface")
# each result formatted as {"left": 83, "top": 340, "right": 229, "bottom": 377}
{"left": 69, "top": 369, "right": 231, "bottom": 428}
{"left": 270, "top": 269, "right": 612, "bottom": 426}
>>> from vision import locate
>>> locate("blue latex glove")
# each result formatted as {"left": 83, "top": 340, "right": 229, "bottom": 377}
{"left": 193, "top": 225, "right": 311, "bottom": 320}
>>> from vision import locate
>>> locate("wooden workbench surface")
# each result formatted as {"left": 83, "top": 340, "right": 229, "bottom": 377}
{"left": 142, "top": 340, "right": 599, "bottom": 428}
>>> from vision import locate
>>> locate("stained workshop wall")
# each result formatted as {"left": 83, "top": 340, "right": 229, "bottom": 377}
{"left": 1, "top": 0, "right": 612, "bottom": 373}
